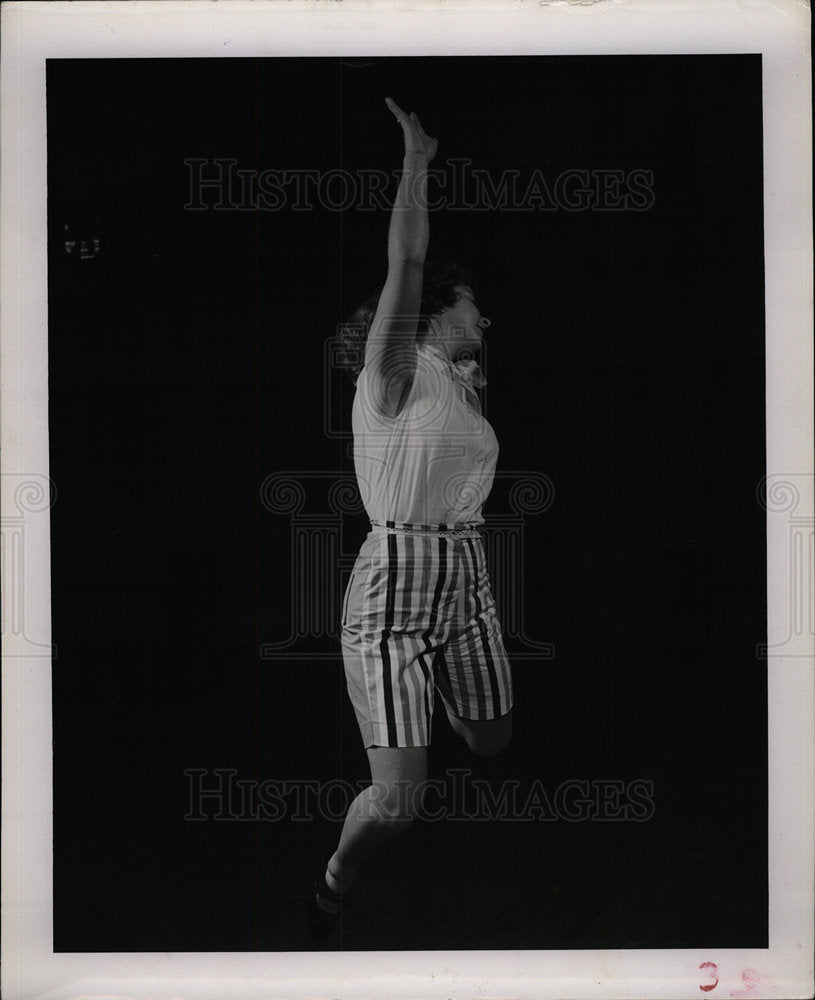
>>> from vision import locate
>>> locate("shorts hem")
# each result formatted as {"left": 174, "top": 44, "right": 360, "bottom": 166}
{"left": 445, "top": 700, "right": 514, "bottom": 724}
{"left": 358, "top": 719, "right": 432, "bottom": 750}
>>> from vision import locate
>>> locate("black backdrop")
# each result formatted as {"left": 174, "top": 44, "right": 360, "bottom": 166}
{"left": 48, "top": 55, "right": 767, "bottom": 952}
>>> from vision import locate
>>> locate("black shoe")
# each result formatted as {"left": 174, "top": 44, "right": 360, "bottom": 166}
{"left": 304, "top": 848, "right": 350, "bottom": 942}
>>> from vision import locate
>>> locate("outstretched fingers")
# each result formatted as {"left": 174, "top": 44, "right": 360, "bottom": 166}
{"left": 385, "top": 96, "right": 438, "bottom": 161}
{"left": 385, "top": 96, "right": 409, "bottom": 124}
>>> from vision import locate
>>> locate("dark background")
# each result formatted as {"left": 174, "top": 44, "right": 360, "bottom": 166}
{"left": 48, "top": 55, "right": 767, "bottom": 951}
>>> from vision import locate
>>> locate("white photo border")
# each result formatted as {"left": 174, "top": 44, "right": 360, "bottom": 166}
{"left": 1, "top": 1, "right": 812, "bottom": 998}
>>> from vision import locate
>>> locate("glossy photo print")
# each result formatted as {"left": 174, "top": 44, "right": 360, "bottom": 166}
{"left": 1, "top": 3, "right": 811, "bottom": 1000}
{"left": 46, "top": 53, "right": 768, "bottom": 954}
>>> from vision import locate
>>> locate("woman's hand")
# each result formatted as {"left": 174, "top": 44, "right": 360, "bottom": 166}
{"left": 385, "top": 97, "right": 438, "bottom": 162}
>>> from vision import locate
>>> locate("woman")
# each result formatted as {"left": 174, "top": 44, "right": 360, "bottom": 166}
{"left": 306, "top": 97, "right": 514, "bottom": 936}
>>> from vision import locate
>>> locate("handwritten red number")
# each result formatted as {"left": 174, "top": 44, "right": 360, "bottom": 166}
{"left": 699, "top": 962, "right": 719, "bottom": 992}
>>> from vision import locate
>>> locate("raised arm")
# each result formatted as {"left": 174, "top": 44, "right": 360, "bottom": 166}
{"left": 364, "top": 98, "right": 438, "bottom": 418}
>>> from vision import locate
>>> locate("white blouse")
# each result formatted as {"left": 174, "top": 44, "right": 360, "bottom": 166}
{"left": 351, "top": 343, "right": 499, "bottom": 526}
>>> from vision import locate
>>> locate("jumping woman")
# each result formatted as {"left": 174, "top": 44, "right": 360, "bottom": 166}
{"left": 306, "top": 97, "right": 514, "bottom": 937}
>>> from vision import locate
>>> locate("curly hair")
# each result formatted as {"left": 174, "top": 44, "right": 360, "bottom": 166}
{"left": 336, "top": 259, "right": 478, "bottom": 383}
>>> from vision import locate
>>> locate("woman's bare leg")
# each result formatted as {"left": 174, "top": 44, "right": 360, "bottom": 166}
{"left": 319, "top": 745, "right": 428, "bottom": 905}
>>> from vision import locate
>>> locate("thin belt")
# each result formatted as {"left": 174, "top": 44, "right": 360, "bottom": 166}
{"left": 370, "top": 519, "right": 482, "bottom": 539}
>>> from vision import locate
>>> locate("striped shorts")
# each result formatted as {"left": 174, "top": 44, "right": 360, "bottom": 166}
{"left": 340, "top": 520, "right": 514, "bottom": 749}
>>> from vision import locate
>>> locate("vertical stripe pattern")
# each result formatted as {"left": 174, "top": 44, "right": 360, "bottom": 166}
{"left": 340, "top": 524, "right": 514, "bottom": 748}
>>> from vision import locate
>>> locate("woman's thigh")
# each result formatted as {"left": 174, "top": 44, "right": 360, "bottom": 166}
{"left": 366, "top": 745, "right": 428, "bottom": 786}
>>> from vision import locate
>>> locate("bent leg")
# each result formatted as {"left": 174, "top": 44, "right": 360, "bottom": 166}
{"left": 435, "top": 535, "right": 514, "bottom": 756}
{"left": 445, "top": 706, "right": 513, "bottom": 757}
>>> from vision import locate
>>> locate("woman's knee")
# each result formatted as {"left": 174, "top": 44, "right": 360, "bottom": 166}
{"left": 364, "top": 745, "right": 428, "bottom": 826}
{"left": 368, "top": 778, "right": 426, "bottom": 824}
